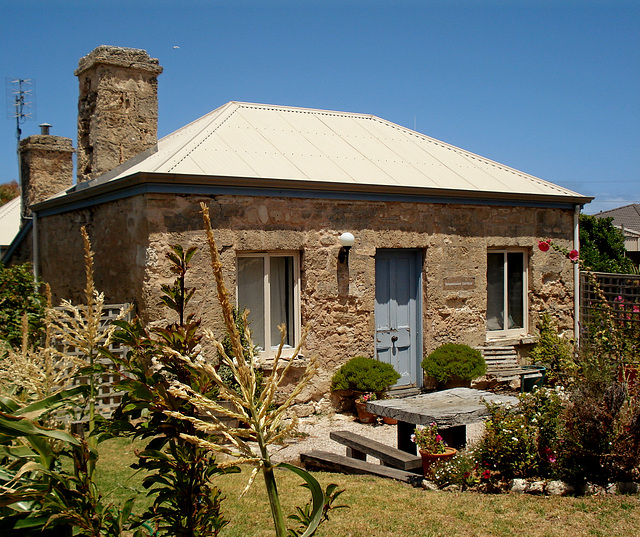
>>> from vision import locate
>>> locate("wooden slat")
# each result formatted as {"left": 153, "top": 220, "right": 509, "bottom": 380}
{"left": 329, "top": 430, "right": 422, "bottom": 471}
{"left": 300, "top": 450, "right": 423, "bottom": 485}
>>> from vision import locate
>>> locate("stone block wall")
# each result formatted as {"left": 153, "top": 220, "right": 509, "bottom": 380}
{"left": 75, "top": 46, "right": 162, "bottom": 182}
{"left": 38, "top": 192, "right": 576, "bottom": 399}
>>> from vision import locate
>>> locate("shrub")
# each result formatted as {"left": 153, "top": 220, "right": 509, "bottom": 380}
{"left": 330, "top": 356, "right": 400, "bottom": 393}
{"left": 558, "top": 380, "right": 640, "bottom": 486}
{"left": 421, "top": 343, "right": 486, "bottom": 385}
{"left": 474, "top": 401, "right": 540, "bottom": 480}
{"left": 430, "top": 450, "right": 480, "bottom": 491}
{"left": 530, "top": 313, "right": 577, "bottom": 386}
{"left": 474, "top": 388, "right": 564, "bottom": 481}
{"left": 0, "top": 263, "right": 45, "bottom": 347}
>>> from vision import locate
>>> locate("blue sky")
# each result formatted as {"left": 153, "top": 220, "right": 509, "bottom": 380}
{"left": 1, "top": 0, "right": 638, "bottom": 214}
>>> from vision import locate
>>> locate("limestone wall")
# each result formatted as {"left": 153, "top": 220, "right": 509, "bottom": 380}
{"left": 38, "top": 196, "right": 149, "bottom": 307}
{"left": 38, "top": 192, "right": 576, "bottom": 398}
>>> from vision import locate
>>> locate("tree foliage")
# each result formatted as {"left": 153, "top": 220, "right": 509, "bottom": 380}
{"left": 0, "top": 180, "right": 19, "bottom": 206}
{"left": 0, "top": 263, "right": 44, "bottom": 347}
{"left": 579, "top": 213, "right": 635, "bottom": 273}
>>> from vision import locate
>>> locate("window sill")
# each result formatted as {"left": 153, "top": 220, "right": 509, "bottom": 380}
{"left": 485, "top": 334, "right": 538, "bottom": 346}
{"left": 255, "top": 354, "right": 310, "bottom": 371}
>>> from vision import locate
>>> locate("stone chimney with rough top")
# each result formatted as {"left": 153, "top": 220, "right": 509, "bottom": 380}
{"left": 19, "top": 129, "right": 74, "bottom": 225}
{"left": 75, "top": 45, "right": 163, "bottom": 182}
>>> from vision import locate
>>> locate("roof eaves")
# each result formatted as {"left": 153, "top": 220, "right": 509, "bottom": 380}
{"left": 31, "top": 171, "right": 594, "bottom": 217}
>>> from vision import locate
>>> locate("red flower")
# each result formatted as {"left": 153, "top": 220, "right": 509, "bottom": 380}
{"left": 538, "top": 240, "right": 550, "bottom": 252}
{"left": 568, "top": 249, "right": 579, "bottom": 261}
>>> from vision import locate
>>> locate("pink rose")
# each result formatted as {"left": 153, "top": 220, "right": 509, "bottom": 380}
{"left": 568, "top": 249, "right": 579, "bottom": 261}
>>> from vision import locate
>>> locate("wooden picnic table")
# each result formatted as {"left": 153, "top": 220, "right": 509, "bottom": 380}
{"left": 366, "top": 387, "right": 518, "bottom": 454}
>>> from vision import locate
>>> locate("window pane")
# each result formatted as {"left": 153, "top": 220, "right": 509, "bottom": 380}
{"left": 507, "top": 252, "right": 524, "bottom": 329}
{"left": 238, "top": 257, "right": 265, "bottom": 349}
{"left": 487, "top": 253, "right": 504, "bottom": 331}
{"left": 270, "top": 256, "right": 294, "bottom": 347}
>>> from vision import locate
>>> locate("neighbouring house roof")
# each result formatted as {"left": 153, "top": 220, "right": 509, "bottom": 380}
{"left": 0, "top": 196, "right": 20, "bottom": 249}
{"left": 36, "top": 101, "right": 592, "bottom": 215}
{"left": 594, "top": 204, "right": 640, "bottom": 236}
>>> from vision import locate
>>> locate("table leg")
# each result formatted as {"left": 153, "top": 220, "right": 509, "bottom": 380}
{"left": 397, "top": 420, "right": 416, "bottom": 454}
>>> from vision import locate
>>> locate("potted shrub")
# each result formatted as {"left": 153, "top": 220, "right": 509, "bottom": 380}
{"left": 354, "top": 392, "right": 377, "bottom": 423}
{"left": 330, "top": 356, "right": 401, "bottom": 417}
{"left": 421, "top": 343, "right": 486, "bottom": 390}
{"left": 412, "top": 422, "right": 457, "bottom": 476}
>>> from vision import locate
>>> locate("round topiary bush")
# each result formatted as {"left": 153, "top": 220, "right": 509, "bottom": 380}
{"left": 330, "top": 356, "right": 401, "bottom": 393}
{"left": 421, "top": 343, "right": 486, "bottom": 386}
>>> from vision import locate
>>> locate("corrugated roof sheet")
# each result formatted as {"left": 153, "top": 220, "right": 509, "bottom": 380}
{"left": 91, "top": 101, "right": 587, "bottom": 201}
{"left": 0, "top": 197, "right": 20, "bottom": 246}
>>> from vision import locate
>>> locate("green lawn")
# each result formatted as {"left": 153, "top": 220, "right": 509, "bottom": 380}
{"left": 95, "top": 437, "right": 640, "bottom": 537}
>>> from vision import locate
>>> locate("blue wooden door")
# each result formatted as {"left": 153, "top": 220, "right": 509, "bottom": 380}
{"left": 375, "top": 249, "right": 421, "bottom": 388}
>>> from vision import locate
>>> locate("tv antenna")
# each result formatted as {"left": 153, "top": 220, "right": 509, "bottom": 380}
{"left": 6, "top": 77, "right": 36, "bottom": 186}
{"left": 6, "top": 77, "right": 36, "bottom": 143}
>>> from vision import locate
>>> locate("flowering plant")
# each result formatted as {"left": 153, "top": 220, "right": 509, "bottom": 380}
{"left": 412, "top": 422, "right": 447, "bottom": 454}
{"left": 355, "top": 392, "right": 377, "bottom": 404}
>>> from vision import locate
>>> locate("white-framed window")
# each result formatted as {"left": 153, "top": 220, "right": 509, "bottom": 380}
{"left": 237, "top": 252, "right": 300, "bottom": 355}
{"left": 486, "top": 249, "right": 528, "bottom": 337}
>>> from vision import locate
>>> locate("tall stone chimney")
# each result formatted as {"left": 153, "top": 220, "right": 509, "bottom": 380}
{"left": 19, "top": 128, "right": 74, "bottom": 225}
{"left": 75, "top": 46, "right": 163, "bottom": 182}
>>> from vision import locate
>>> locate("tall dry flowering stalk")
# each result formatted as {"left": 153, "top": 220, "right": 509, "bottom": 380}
{"left": 163, "top": 202, "right": 324, "bottom": 537}
{"left": 0, "top": 286, "right": 74, "bottom": 407}
{"left": 47, "top": 227, "right": 130, "bottom": 433}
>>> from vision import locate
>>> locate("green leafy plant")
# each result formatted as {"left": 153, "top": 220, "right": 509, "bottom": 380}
{"left": 330, "top": 356, "right": 400, "bottom": 393}
{"left": 102, "top": 243, "right": 236, "bottom": 537}
{"left": 412, "top": 422, "right": 447, "bottom": 454}
{"left": 578, "top": 213, "right": 636, "bottom": 274}
{"left": 287, "top": 483, "right": 347, "bottom": 537}
{"left": 558, "top": 380, "right": 640, "bottom": 486}
{"left": 421, "top": 343, "right": 486, "bottom": 386}
{"left": 530, "top": 313, "right": 577, "bottom": 386}
{"left": 0, "top": 262, "right": 45, "bottom": 348}
{"left": 474, "top": 400, "right": 540, "bottom": 480}
{"left": 430, "top": 450, "right": 479, "bottom": 491}
{"left": 354, "top": 392, "right": 376, "bottom": 404}
{"left": 160, "top": 203, "right": 337, "bottom": 537}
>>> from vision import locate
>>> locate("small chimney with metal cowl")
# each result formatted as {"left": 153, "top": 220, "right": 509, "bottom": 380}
{"left": 19, "top": 123, "right": 74, "bottom": 226}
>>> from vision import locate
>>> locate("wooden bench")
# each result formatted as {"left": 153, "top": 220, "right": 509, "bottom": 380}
{"left": 480, "top": 346, "right": 543, "bottom": 389}
{"left": 300, "top": 450, "right": 423, "bottom": 486}
{"left": 329, "top": 430, "right": 422, "bottom": 472}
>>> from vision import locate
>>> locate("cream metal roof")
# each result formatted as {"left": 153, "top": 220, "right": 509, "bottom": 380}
{"left": 81, "top": 101, "right": 589, "bottom": 203}
{"left": 0, "top": 197, "right": 20, "bottom": 247}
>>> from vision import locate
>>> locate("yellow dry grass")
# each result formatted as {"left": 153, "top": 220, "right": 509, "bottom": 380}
{"left": 96, "top": 437, "right": 640, "bottom": 537}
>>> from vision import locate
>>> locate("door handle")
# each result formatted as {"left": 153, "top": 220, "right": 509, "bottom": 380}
{"left": 391, "top": 335, "right": 398, "bottom": 342}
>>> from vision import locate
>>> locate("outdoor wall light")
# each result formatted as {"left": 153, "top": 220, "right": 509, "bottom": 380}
{"left": 338, "top": 232, "right": 355, "bottom": 264}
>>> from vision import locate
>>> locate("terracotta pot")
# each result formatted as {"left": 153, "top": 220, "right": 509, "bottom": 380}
{"left": 382, "top": 416, "right": 398, "bottom": 425}
{"left": 354, "top": 401, "right": 376, "bottom": 423}
{"left": 419, "top": 447, "right": 457, "bottom": 475}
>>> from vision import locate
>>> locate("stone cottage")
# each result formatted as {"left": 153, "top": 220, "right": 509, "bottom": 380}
{"left": 5, "top": 45, "right": 592, "bottom": 400}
